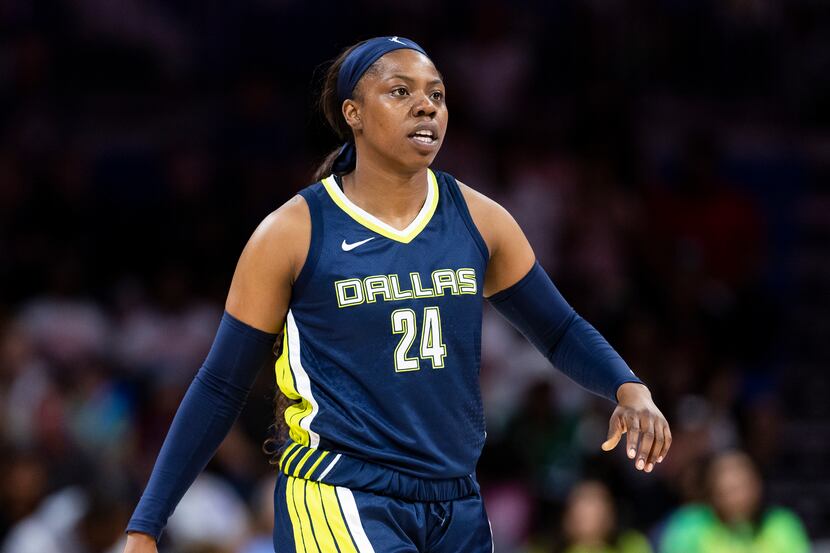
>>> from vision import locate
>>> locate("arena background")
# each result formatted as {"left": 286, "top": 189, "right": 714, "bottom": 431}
{"left": 1, "top": 1, "right": 828, "bottom": 552}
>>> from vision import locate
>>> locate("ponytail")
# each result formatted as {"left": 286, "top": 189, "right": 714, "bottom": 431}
{"left": 311, "top": 40, "right": 374, "bottom": 181}
{"left": 312, "top": 146, "right": 345, "bottom": 183}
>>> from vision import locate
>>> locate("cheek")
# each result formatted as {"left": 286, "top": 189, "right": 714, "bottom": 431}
{"left": 367, "top": 97, "right": 404, "bottom": 126}
{"left": 363, "top": 107, "right": 401, "bottom": 139}
{"left": 439, "top": 105, "right": 449, "bottom": 125}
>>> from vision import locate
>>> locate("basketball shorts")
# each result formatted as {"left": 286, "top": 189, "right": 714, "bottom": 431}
{"left": 273, "top": 471, "right": 493, "bottom": 553}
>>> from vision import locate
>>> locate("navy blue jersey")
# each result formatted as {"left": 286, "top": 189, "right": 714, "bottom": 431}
{"left": 275, "top": 168, "right": 489, "bottom": 479}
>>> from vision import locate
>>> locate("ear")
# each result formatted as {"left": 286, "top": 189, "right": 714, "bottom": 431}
{"left": 342, "top": 99, "right": 363, "bottom": 132}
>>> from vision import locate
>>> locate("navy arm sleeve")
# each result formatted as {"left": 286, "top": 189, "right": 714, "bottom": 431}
{"left": 125, "top": 311, "right": 278, "bottom": 542}
{"left": 486, "top": 261, "right": 643, "bottom": 403}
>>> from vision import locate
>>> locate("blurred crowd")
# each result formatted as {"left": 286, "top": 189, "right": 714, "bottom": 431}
{"left": 1, "top": 0, "right": 828, "bottom": 552}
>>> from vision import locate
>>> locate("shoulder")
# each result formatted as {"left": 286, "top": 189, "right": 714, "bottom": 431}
{"left": 443, "top": 174, "right": 535, "bottom": 294}
{"left": 252, "top": 194, "right": 310, "bottom": 246}
{"left": 665, "top": 504, "right": 715, "bottom": 526}
{"left": 243, "top": 194, "right": 311, "bottom": 282}
{"left": 454, "top": 178, "right": 506, "bottom": 220}
{"left": 660, "top": 504, "right": 715, "bottom": 551}
{"left": 452, "top": 177, "right": 522, "bottom": 257}
{"left": 432, "top": 169, "right": 504, "bottom": 219}
{"left": 616, "top": 530, "right": 652, "bottom": 553}
{"left": 761, "top": 507, "right": 809, "bottom": 535}
{"left": 225, "top": 194, "right": 311, "bottom": 331}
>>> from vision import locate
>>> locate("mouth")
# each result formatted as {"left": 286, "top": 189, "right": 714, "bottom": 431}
{"left": 408, "top": 129, "right": 440, "bottom": 148}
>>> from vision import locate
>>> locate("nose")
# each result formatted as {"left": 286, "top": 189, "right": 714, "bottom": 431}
{"left": 412, "top": 91, "right": 437, "bottom": 118}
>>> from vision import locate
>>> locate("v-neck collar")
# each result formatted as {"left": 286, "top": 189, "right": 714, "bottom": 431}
{"left": 321, "top": 169, "right": 439, "bottom": 244}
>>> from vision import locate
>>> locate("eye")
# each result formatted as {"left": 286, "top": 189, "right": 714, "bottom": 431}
{"left": 391, "top": 87, "right": 409, "bottom": 96}
{"left": 431, "top": 90, "right": 444, "bottom": 101}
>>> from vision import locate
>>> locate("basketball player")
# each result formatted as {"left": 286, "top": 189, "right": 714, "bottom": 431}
{"left": 123, "top": 36, "right": 671, "bottom": 553}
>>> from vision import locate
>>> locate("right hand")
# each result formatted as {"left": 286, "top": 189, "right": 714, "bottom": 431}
{"left": 123, "top": 532, "right": 158, "bottom": 553}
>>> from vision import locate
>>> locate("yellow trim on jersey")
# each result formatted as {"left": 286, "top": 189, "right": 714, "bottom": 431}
{"left": 279, "top": 442, "right": 301, "bottom": 471}
{"left": 321, "top": 168, "right": 439, "bottom": 244}
{"left": 282, "top": 444, "right": 304, "bottom": 474}
{"left": 292, "top": 448, "right": 316, "bottom": 477}
{"left": 275, "top": 324, "right": 315, "bottom": 447}
{"left": 275, "top": 328, "right": 299, "bottom": 404}
{"left": 304, "top": 450, "right": 329, "bottom": 479}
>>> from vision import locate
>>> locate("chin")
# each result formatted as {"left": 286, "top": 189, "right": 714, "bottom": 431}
{"left": 409, "top": 157, "right": 437, "bottom": 173}
{"left": 391, "top": 152, "right": 439, "bottom": 174}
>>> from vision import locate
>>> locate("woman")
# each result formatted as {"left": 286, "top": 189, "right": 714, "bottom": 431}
{"left": 124, "top": 36, "right": 671, "bottom": 553}
{"left": 660, "top": 451, "right": 809, "bottom": 553}
{"left": 555, "top": 480, "right": 652, "bottom": 553}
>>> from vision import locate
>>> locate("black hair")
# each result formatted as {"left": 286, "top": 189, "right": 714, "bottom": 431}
{"left": 311, "top": 40, "right": 383, "bottom": 182}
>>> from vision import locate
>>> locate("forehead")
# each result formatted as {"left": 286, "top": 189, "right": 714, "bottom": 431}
{"left": 710, "top": 455, "right": 755, "bottom": 481}
{"left": 371, "top": 49, "right": 443, "bottom": 82}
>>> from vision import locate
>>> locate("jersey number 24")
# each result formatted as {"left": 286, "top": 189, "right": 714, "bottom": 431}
{"left": 390, "top": 307, "right": 446, "bottom": 372}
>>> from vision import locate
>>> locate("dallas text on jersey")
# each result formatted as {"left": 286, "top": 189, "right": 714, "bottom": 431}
{"left": 334, "top": 268, "right": 478, "bottom": 308}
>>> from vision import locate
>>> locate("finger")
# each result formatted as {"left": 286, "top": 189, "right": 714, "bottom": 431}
{"left": 625, "top": 413, "right": 640, "bottom": 460}
{"left": 645, "top": 421, "right": 664, "bottom": 472}
{"left": 601, "top": 413, "right": 624, "bottom": 451}
{"left": 636, "top": 416, "right": 655, "bottom": 471}
{"left": 657, "top": 423, "right": 672, "bottom": 463}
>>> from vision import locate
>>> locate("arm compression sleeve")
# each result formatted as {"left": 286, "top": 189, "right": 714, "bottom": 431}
{"left": 125, "top": 311, "right": 278, "bottom": 541}
{"left": 487, "top": 261, "right": 642, "bottom": 403}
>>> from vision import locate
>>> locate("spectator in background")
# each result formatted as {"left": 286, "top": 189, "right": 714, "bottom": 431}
{"left": 1, "top": 481, "right": 130, "bottom": 553}
{"left": 0, "top": 1, "right": 824, "bottom": 547}
{"left": 660, "top": 450, "right": 810, "bottom": 553}
{"left": 548, "top": 480, "right": 652, "bottom": 553}
{"left": 0, "top": 449, "right": 48, "bottom": 538}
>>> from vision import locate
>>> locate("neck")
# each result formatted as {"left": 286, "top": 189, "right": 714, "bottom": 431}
{"left": 341, "top": 154, "right": 429, "bottom": 230}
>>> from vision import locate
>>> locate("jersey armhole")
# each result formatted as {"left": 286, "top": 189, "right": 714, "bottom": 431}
{"left": 292, "top": 187, "right": 324, "bottom": 296}
{"left": 442, "top": 172, "right": 490, "bottom": 263}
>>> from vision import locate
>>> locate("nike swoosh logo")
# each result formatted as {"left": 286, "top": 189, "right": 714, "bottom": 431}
{"left": 341, "top": 237, "right": 375, "bottom": 251}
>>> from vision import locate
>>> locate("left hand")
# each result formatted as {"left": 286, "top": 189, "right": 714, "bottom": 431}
{"left": 601, "top": 382, "right": 671, "bottom": 473}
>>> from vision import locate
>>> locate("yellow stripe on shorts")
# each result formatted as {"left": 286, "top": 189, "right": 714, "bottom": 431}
{"left": 293, "top": 478, "right": 319, "bottom": 553}
{"left": 320, "top": 482, "right": 359, "bottom": 553}
{"left": 305, "top": 481, "right": 339, "bottom": 552}
{"left": 284, "top": 475, "right": 363, "bottom": 553}
{"left": 284, "top": 476, "right": 306, "bottom": 552}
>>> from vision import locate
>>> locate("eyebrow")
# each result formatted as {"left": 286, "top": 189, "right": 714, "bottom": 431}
{"left": 386, "top": 73, "right": 444, "bottom": 86}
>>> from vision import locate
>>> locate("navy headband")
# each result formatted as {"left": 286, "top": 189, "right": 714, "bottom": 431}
{"left": 336, "top": 36, "right": 429, "bottom": 103}
{"left": 331, "top": 36, "right": 430, "bottom": 175}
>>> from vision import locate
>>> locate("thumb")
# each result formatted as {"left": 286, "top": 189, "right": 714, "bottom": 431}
{"left": 601, "top": 414, "right": 624, "bottom": 451}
